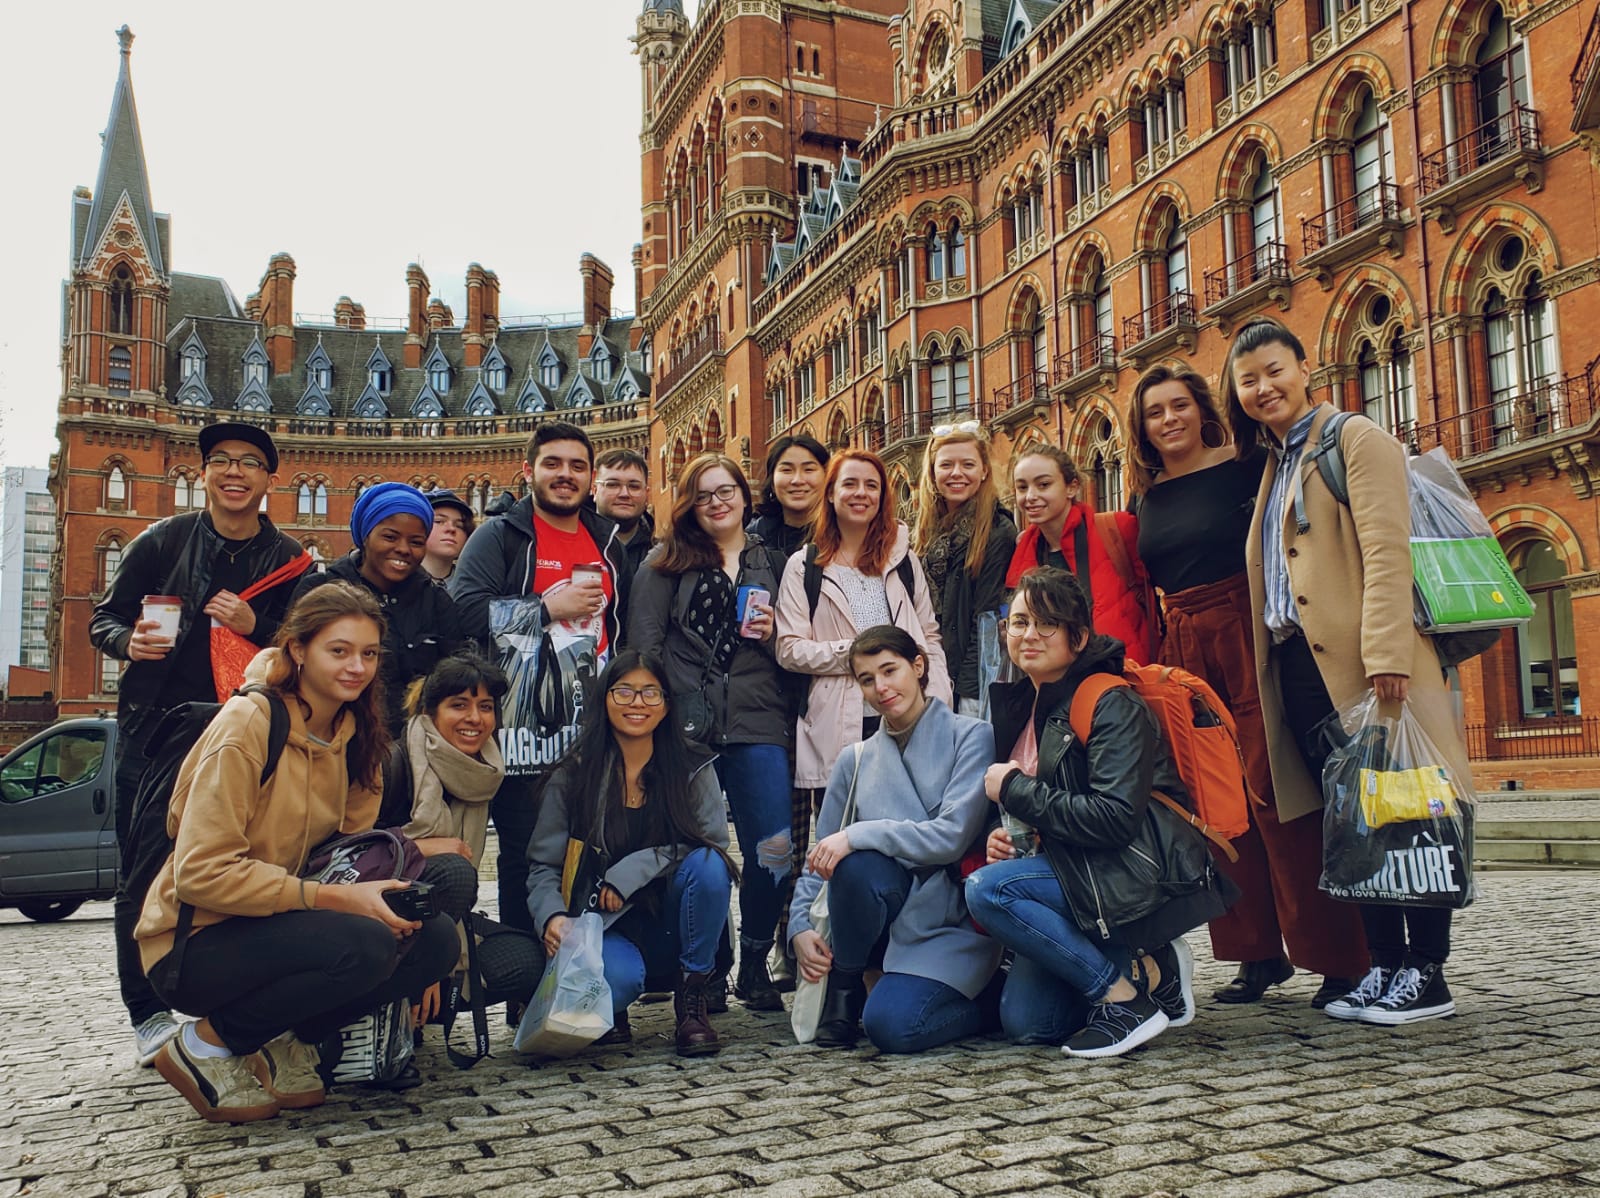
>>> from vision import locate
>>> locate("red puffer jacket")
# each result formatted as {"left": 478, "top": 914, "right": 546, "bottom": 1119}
{"left": 1005, "top": 502, "right": 1154, "bottom": 664}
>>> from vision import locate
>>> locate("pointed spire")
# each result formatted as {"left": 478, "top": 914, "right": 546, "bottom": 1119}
{"left": 80, "top": 25, "right": 165, "bottom": 275}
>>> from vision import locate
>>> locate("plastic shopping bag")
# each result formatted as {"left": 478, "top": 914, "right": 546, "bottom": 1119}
{"left": 490, "top": 596, "right": 600, "bottom": 776}
{"left": 513, "top": 912, "right": 613, "bottom": 1056}
{"left": 1408, "top": 449, "right": 1533, "bottom": 633}
{"left": 1319, "top": 691, "right": 1475, "bottom": 909}
{"left": 790, "top": 885, "right": 831, "bottom": 1045}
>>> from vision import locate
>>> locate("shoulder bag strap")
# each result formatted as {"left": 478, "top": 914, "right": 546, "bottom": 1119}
{"left": 445, "top": 910, "right": 493, "bottom": 1069}
{"left": 237, "top": 551, "right": 315, "bottom": 603}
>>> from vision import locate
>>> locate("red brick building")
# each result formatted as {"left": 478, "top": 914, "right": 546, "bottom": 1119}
{"left": 50, "top": 28, "right": 649, "bottom": 717}
{"left": 638, "top": 0, "right": 1600, "bottom": 780}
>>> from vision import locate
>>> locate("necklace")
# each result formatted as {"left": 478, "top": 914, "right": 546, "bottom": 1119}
{"left": 218, "top": 526, "right": 265, "bottom": 564}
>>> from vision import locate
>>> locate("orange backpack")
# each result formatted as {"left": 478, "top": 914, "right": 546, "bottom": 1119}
{"left": 1066, "top": 665, "right": 1257, "bottom": 862}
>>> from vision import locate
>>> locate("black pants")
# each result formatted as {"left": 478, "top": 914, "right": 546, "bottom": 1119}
{"left": 492, "top": 773, "right": 541, "bottom": 934}
{"left": 419, "top": 852, "right": 479, "bottom": 923}
{"left": 113, "top": 720, "right": 167, "bottom": 1028}
{"left": 1275, "top": 632, "right": 1451, "bottom": 968}
{"left": 149, "top": 910, "right": 458, "bottom": 1055}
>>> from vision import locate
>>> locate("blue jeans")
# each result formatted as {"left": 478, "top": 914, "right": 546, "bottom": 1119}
{"left": 602, "top": 848, "right": 731, "bottom": 1012}
{"left": 714, "top": 743, "right": 793, "bottom": 941}
{"left": 965, "top": 856, "right": 1131, "bottom": 1042}
{"left": 830, "top": 850, "right": 990, "bottom": 1054}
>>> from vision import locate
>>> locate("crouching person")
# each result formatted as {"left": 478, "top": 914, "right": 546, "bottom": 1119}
{"left": 136, "top": 583, "right": 459, "bottom": 1122}
{"left": 789, "top": 626, "right": 1000, "bottom": 1053}
{"left": 379, "top": 655, "right": 543, "bottom": 1022}
{"left": 966, "top": 568, "right": 1236, "bottom": 1059}
{"left": 526, "top": 651, "right": 737, "bottom": 1057}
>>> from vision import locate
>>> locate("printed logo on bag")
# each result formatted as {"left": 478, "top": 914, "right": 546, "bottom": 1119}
{"left": 489, "top": 596, "right": 606, "bottom": 776}
{"left": 1322, "top": 833, "right": 1468, "bottom": 904}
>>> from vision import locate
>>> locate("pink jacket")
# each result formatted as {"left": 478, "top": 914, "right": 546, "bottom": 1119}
{"left": 775, "top": 524, "right": 952, "bottom": 788}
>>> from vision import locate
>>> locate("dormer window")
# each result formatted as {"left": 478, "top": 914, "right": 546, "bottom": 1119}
{"left": 369, "top": 366, "right": 391, "bottom": 393}
{"left": 424, "top": 344, "right": 452, "bottom": 393}
{"left": 590, "top": 345, "right": 613, "bottom": 383}
{"left": 244, "top": 360, "right": 266, "bottom": 386}
{"left": 181, "top": 351, "right": 203, "bottom": 380}
{"left": 109, "top": 267, "right": 134, "bottom": 335}
{"left": 538, "top": 345, "right": 561, "bottom": 388}
{"left": 486, "top": 364, "right": 507, "bottom": 390}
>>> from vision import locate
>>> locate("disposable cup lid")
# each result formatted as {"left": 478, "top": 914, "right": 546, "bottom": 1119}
{"left": 142, "top": 595, "right": 182, "bottom": 605}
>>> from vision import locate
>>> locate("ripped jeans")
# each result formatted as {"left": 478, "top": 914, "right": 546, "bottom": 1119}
{"left": 713, "top": 742, "right": 793, "bottom": 943}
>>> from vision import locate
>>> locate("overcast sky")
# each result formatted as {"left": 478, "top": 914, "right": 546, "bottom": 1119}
{"left": 0, "top": 0, "right": 693, "bottom": 468}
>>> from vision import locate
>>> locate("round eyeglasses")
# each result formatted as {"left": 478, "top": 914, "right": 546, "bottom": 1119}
{"left": 608, "top": 685, "right": 665, "bottom": 707}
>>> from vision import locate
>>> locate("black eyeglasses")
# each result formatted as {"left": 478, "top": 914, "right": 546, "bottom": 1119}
{"left": 608, "top": 685, "right": 665, "bottom": 707}
{"left": 204, "top": 453, "right": 269, "bottom": 473}
{"left": 692, "top": 484, "right": 740, "bottom": 508}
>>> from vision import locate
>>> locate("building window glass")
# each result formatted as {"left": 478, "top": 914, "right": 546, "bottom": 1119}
{"left": 101, "top": 653, "right": 123, "bottom": 695}
{"left": 102, "top": 540, "right": 122, "bottom": 592}
{"left": 1513, "top": 540, "right": 1579, "bottom": 717}
{"left": 109, "top": 267, "right": 133, "bottom": 335}
{"left": 1087, "top": 416, "right": 1125, "bottom": 513}
{"left": 106, "top": 465, "right": 126, "bottom": 509}
{"left": 926, "top": 227, "right": 945, "bottom": 283}
{"left": 108, "top": 346, "right": 132, "bottom": 393}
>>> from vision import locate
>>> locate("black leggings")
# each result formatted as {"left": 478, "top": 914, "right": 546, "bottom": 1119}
{"left": 1275, "top": 633, "right": 1451, "bottom": 969}
{"left": 150, "top": 910, "right": 458, "bottom": 1055}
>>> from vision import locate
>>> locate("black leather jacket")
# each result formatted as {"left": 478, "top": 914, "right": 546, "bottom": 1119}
{"left": 935, "top": 508, "right": 1018, "bottom": 702}
{"left": 989, "top": 636, "right": 1236, "bottom": 952}
{"left": 89, "top": 512, "right": 304, "bottom": 735}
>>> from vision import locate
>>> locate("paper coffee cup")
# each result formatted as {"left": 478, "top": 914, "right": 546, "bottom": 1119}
{"left": 141, "top": 595, "right": 182, "bottom": 642}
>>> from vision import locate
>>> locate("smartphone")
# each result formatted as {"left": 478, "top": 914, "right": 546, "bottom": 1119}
{"left": 737, "top": 586, "right": 770, "bottom": 638}
{"left": 382, "top": 882, "right": 437, "bottom": 922}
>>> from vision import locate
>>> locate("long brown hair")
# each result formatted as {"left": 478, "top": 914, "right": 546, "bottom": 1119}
{"left": 1125, "top": 363, "right": 1225, "bottom": 496}
{"left": 654, "top": 453, "right": 753, "bottom": 574}
{"left": 812, "top": 449, "right": 897, "bottom": 576}
{"left": 912, "top": 428, "right": 1001, "bottom": 577}
{"left": 264, "top": 581, "right": 390, "bottom": 791}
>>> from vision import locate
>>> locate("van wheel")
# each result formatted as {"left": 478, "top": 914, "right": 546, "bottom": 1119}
{"left": 17, "top": 898, "right": 83, "bottom": 923}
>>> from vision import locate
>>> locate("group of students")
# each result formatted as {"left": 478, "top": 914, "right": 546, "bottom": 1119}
{"left": 92, "top": 314, "right": 1470, "bottom": 1126}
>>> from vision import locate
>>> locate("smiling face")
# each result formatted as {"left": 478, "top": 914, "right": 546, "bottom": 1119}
{"left": 1141, "top": 379, "right": 1206, "bottom": 463}
{"left": 1231, "top": 340, "right": 1314, "bottom": 439}
{"left": 852, "top": 648, "right": 927, "bottom": 726}
{"left": 830, "top": 458, "right": 883, "bottom": 532}
{"left": 359, "top": 514, "right": 429, "bottom": 590}
{"left": 605, "top": 666, "right": 668, "bottom": 741}
{"left": 527, "top": 438, "right": 593, "bottom": 518}
{"left": 293, "top": 615, "right": 383, "bottom": 711}
{"left": 594, "top": 463, "right": 648, "bottom": 526}
{"left": 1004, "top": 589, "right": 1082, "bottom": 684}
{"left": 932, "top": 439, "right": 987, "bottom": 509}
{"left": 772, "top": 444, "right": 826, "bottom": 520}
{"left": 691, "top": 465, "right": 747, "bottom": 539}
{"left": 201, "top": 438, "right": 275, "bottom": 519}
{"left": 1012, "top": 454, "right": 1079, "bottom": 531}
{"left": 426, "top": 507, "right": 469, "bottom": 563}
{"left": 431, "top": 684, "right": 498, "bottom": 757}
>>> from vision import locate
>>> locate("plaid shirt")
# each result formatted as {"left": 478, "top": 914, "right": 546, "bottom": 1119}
{"left": 1261, "top": 408, "right": 1320, "bottom": 643}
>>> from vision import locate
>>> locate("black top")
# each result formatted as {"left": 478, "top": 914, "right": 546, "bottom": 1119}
{"left": 1136, "top": 448, "right": 1268, "bottom": 595}
{"left": 158, "top": 536, "right": 255, "bottom": 710}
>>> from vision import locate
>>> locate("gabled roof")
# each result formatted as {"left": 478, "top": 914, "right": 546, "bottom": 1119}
{"left": 174, "top": 376, "right": 213, "bottom": 408}
{"left": 365, "top": 341, "right": 393, "bottom": 373}
{"left": 353, "top": 384, "right": 389, "bottom": 418}
{"left": 517, "top": 376, "right": 551, "bottom": 412}
{"left": 79, "top": 28, "right": 167, "bottom": 276}
{"left": 999, "top": 0, "right": 1060, "bottom": 60}
{"left": 179, "top": 328, "right": 207, "bottom": 359}
{"left": 566, "top": 374, "right": 600, "bottom": 407}
{"left": 423, "top": 340, "right": 452, "bottom": 384}
{"left": 236, "top": 375, "right": 271, "bottom": 412}
{"left": 298, "top": 379, "right": 333, "bottom": 416}
{"left": 480, "top": 342, "right": 509, "bottom": 381}
{"left": 412, "top": 381, "right": 445, "bottom": 417}
{"left": 241, "top": 332, "right": 268, "bottom": 366}
{"left": 768, "top": 151, "right": 867, "bottom": 285}
{"left": 305, "top": 341, "right": 333, "bottom": 375}
{"left": 463, "top": 380, "right": 498, "bottom": 415}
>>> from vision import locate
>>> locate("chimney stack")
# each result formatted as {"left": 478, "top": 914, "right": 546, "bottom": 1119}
{"left": 630, "top": 245, "right": 644, "bottom": 351}
{"left": 463, "top": 263, "right": 488, "bottom": 365}
{"left": 484, "top": 269, "right": 500, "bottom": 339}
{"left": 259, "top": 253, "right": 297, "bottom": 376}
{"left": 405, "top": 263, "right": 430, "bottom": 367}
{"left": 427, "top": 297, "right": 453, "bottom": 331}
{"left": 334, "top": 296, "right": 367, "bottom": 331}
{"left": 578, "top": 253, "right": 614, "bottom": 357}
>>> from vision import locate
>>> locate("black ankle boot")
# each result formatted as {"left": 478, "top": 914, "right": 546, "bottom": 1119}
{"left": 1213, "top": 957, "right": 1294, "bottom": 1004}
{"left": 814, "top": 969, "right": 866, "bottom": 1048}
{"left": 734, "top": 936, "right": 782, "bottom": 1011}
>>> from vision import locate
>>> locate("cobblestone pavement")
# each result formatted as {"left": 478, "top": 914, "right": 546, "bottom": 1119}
{"left": 3, "top": 872, "right": 1597, "bottom": 1197}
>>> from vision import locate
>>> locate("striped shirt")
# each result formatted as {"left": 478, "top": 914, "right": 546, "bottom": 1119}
{"left": 1261, "top": 408, "right": 1320, "bottom": 643}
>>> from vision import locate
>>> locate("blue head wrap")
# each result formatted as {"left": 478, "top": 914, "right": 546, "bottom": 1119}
{"left": 350, "top": 482, "right": 436, "bottom": 548}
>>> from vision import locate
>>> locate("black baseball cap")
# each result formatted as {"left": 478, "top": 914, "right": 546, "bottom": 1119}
{"left": 425, "top": 488, "right": 475, "bottom": 527}
{"left": 198, "top": 422, "right": 280, "bottom": 473}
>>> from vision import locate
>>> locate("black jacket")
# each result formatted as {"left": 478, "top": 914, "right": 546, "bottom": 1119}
{"left": 989, "top": 636, "right": 1236, "bottom": 952}
{"left": 615, "top": 511, "right": 657, "bottom": 596}
{"left": 89, "top": 512, "right": 304, "bottom": 735}
{"left": 625, "top": 535, "right": 792, "bottom": 749}
{"left": 291, "top": 554, "right": 468, "bottom": 733}
{"left": 936, "top": 509, "right": 1018, "bottom": 702}
{"left": 746, "top": 510, "right": 810, "bottom": 564}
{"left": 449, "top": 497, "right": 631, "bottom": 653}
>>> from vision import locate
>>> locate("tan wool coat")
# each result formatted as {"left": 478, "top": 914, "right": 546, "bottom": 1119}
{"left": 776, "top": 523, "right": 952, "bottom": 788}
{"left": 1246, "top": 406, "right": 1473, "bottom": 823}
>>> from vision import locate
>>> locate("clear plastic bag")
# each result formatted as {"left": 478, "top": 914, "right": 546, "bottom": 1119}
{"left": 490, "top": 596, "right": 599, "bottom": 776}
{"left": 514, "top": 911, "right": 613, "bottom": 1056}
{"left": 1319, "top": 690, "right": 1476, "bottom": 909}
{"left": 1407, "top": 449, "right": 1533, "bottom": 633}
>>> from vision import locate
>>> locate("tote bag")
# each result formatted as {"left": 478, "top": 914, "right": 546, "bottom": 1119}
{"left": 791, "top": 744, "right": 862, "bottom": 1044}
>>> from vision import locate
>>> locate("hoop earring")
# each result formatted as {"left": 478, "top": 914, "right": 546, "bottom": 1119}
{"left": 1201, "top": 419, "right": 1228, "bottom": 449}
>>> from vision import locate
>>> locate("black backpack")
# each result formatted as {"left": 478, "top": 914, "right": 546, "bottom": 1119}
{"left": 794, "top": 544, "right": 920, "bottom": 720}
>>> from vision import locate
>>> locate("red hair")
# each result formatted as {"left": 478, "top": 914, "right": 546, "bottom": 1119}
{"left": 812, "top": 449, "right": 896, "bottom": 576}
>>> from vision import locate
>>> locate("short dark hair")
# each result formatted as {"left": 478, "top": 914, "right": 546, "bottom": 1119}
{"left": 1010, "top": 567, "right": 1093, "bottom": 645}
{"left": 406, "top": 652, "right": 510, "bottom": 721}
{"left": 848, "top": 624, "right": 928, "bottom": 691}
{"left": 525, "top": 421, "right": 594, "bottom": 469}
{"left": 596, "top": 447, "right": 648, "bottom": 478}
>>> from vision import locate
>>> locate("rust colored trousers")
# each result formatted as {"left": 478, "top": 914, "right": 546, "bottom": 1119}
{"left": 1161, "top": 573, "right": 1368, "bottom": 978}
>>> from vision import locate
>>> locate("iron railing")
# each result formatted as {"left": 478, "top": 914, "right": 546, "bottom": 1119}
{"left": 1573, "top": 6, "right": 1600, "bottom": 105}
{"left": 1419, "top": 104, "right": 1541, "bottom": 194}
{"left": 1203, "top": 240, "right": 1291, "bottom": 306}
{"left": 1412, "top": 371, "right": 1597, "bottom": 460}
{"left": 1123, "top": 290, "right": 1197, "bottom": 347}
{"left": 1054, "top": 333, "right": 1118, "bottom": 381}
{"left": 1302, "top": 182, "right": 1403, "bottom": 254}
{"left": 992, "top": 369, "right": 1051, "bottom": 415}
{"left": 1464, "top": 716, "right": 1600, "bottom": 761}
{"left": 657, "top": 324, "right": 724, "bottom": 396}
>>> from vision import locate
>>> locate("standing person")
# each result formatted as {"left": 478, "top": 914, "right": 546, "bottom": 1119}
{"left": 966, "top": 569, "right": 1236, "bottom": 1057}
{"left": 420, "top": 490, "right": 475, "bottom": 583}
{"left": 1229, "top": 317, "right": 1471, "bottom": 1025}
{"left": 291, "top": 483, "right": 466, "bottom": 736}
{"left": 1006, "top": 446, "right": 1155, "bottom": 664}
{"left": 527, "top": 651, "right": 737, "bottom": 1056}
{"left": 137, "top": 583, "right": 458, "bottom": 1123}
{"left": 90, "top": 422, "right": 308, "bottom": 1067}
{"left": 1128, "top": 363, "right": 1367, "bottom": 1007}
{"left": 912, "top": 424, "right": 1018, "bottom": 716}
{"left": 789, "top": 626, "right": 999, "bottom": 1052}
{"left": 748, "top": 434, "right": 831, "bottom": 563}
{"left": 450, "top": 422, "right": 632, "bottom": 934}
{"left": 593, "top": 448, "right": 655, "bottom": 586}
{"left": 628, "top": 454, "right": 790, "bottom": 1011}
{"left": 775, "top": 449, "right": 952, "bottom": 800}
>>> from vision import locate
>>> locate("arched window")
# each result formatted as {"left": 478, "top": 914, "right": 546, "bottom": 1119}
{"left": 1164, "top": 219, "right": 1190, "bottom": 304}
{"left": 102, "top": 539, "right": 123, "bottom": 592}
{"left": 429, "top": 363, "right": 450, "bottom": 392}
{"left": 297, "top": 482, "right": 313, "bottom": 521}
{"left": 1249, "top": 154, "right": 1280, "bottom": 255}
{"left": 109, "top": 267, "right": 133, "bottom": 335}
{"left": 314, "top": 483, "right": 328, "bottom": 521}
{"left": 770, "top": 377, "right": 789, "bottom": 426}
{"left": 926, "top": 226, "right": 946, "bottom": 283}
{"left": 949, "top": 222, "right": 967, "bottom": 278}
{"left": 108, "top": 346, "right": 132, "bottom": 393}
{"left": 1087, "top": 416, "right": 1125, "bottom": 513}
{"left": 1512, "top": 540, "right": 1579, "bottom": 716}
{"left": 106, "top": 465, "right": 127, "bottom": 510}
{"left": 951, "top": 338, "right": 972, "bottom": 411}
{"left": 181, "top": 348, "right": 204, "bottom": 381}
{"left": 173, "top": 475, "right": 190, "bottom": 512}
{"left": 1093, "top": 260, "right": 1114, "bottom": 341}
{"left": 1475, "top": 5, "right": 1529, "bottom": 153}
{"left": 1351, "top": 87, "right": 1392, "bottom": 222}
{"left": 1016, "top": 291, "right": 1047, "bottom": 392}
{"left": 303, "top": 541, "right": 325, "bottom": 563}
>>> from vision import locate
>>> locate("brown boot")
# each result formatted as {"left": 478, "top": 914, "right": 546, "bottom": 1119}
{"left": 674, "top": 970, "right": 721, "bottom": 1058}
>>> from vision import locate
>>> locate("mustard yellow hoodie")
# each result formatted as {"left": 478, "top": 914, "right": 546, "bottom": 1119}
{"left": 135, "top": 649, "right": 381, "bottom": 971}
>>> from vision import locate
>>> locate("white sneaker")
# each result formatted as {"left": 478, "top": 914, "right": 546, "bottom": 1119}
{"left": 250, "top": 1032, "right": 325, "bottom": 1109}
{"left": 133, "top": 1011, "right": 181, "bottom": 1067}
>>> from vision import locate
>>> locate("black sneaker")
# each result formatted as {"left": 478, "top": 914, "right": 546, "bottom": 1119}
{"left": 1063, "top": 987, "right": 1170, "bottom": 1059}
{"left": 1323, "top": 966, "right": 1392, "bottom": 1022}
{"left": 1365, "top": 963, "right": 1455, "bottom": 1026}
{"left": 1145, "top": 939, "right": 1195, "bottom": 1028}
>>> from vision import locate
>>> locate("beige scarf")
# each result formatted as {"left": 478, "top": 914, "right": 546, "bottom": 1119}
{"left": 400, "top": 713, "right": 504, "bottom": 865}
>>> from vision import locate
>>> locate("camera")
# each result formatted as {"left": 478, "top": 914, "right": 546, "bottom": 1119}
{"left": 382, "top": 882, "right": 437, "bottom": 922}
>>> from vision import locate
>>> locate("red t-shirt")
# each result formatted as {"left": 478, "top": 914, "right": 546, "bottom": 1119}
{"left": 532, "top": 515, "right": 614, "bottom": 654}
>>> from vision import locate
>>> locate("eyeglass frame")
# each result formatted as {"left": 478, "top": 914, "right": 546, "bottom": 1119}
{"left": 607, "top": 684, "right": 666, "bottom": 707}
{"left": 597, "top": 479, "right": 648, "bottom": 494}
{"left": 691, "top": 483, "right": 741, "bottom": 508}
{"left": 931, "top": 419, "right": 983, "bottom": 438}
{"left": 1004, "top": 614, "right": 1063, "bottom": 639}
{"left": 203, "top": 452, "right": 270, "bottom": 473}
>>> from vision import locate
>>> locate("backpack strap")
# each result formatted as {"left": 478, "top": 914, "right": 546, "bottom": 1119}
{"left": 894, "top": 553, "right": 917, "bottom": 605}
{"left": 1293, "top": 409, "right": 1353, "bottom": 533}
{"left": 804, "top": 542, "right": 823, "bottom": 619}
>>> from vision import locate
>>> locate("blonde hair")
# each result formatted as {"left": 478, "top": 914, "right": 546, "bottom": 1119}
{"left": 912, "top": 429, "right": 1000, "bottom": 577}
